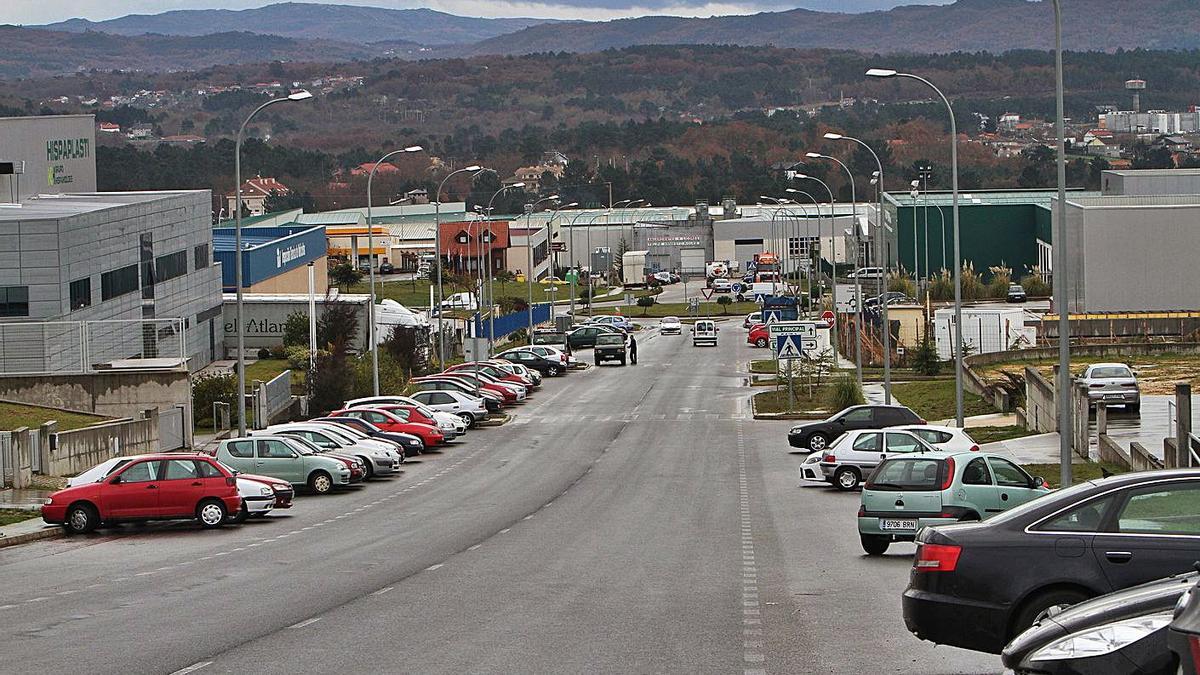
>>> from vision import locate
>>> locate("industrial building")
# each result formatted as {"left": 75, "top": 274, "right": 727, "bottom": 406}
{"left": 212, "top": 224, "right": 328, "bottom": 294}
{"left": 0, "top": 114, "right": 97, "bottom": 201}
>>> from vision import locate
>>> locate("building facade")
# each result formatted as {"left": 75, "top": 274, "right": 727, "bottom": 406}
{"left": 0, "top": 115, "right": 97, "bottom": 201}
{"left": 212, "top": 224, "right": 328, "bottom": 294}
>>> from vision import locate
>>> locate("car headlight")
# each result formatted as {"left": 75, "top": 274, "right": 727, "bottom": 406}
{"left": 259, "top": 486, "right": 274, "bottom": 496}
{"left": 43, "top": 497, "right": 53, "bottom": 505}
{"left": 790, "top": 426, "right": 805, "bottom": 434}
{"left": 1029, "top": 611, "right": 1174, "bottom": 662}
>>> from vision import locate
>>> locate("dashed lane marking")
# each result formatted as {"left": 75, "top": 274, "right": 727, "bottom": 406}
{"left": 289, "top": 617, "right": 321, "bottom": 629}
{"left": 425, "top": 563, "right": 444, "bottom": 571}
{"left": 371, "top": 587, "right": 394, "bottom": 596}
{"left": 169, "top": 661, "right": 213, "bottom": 675}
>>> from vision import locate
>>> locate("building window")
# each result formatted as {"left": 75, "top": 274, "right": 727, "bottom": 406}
{"left": 156, "top": 250, "right": 188, "bottom": 283}
{"left": 101, "top": 264, "right": 139, "bottom": 301}
{"left": 194, "top": 243, "right": 210, "bottom": 270}
{"left": 0, "top": 286, "right": 29, "bottom": 317}
{"left": 70, "top": 278, "right": 92, "bottom": 311}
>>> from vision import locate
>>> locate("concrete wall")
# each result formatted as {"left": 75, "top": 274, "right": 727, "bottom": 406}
{"left": 0, "top": 367, "right": 191, "bottom": 421}
{"left": 47, "top": 413, "right": 159, "bottom": 477}
{"left": 1102, "top": 169, "right": 1200, "bottom": 196}
{"left": 1024, "top": 366, "right": 1057, "bottom": 433}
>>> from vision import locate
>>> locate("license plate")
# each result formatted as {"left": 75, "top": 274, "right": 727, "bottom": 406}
{"left": 1104, "top": 393, "right": 1124, "bottom": 400}
{"left": 879, "top": 518, "right": 917, "bottom": 531}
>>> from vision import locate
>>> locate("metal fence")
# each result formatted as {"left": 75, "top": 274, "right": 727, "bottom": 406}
{"left": 474, "top": 304, "right": 552, "bottom": 340}
{"left": 0, "top": 319, "right": 186, "bottom": 375}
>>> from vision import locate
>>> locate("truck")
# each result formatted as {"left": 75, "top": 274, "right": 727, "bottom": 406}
{"left": 749, "top": 252, "right": 781, "bottom": 283}
{"left": 621, "top": 250, "right": 650, "bottom": 288}
{"left": 706, "top": 260, "right": 731, "bottom": 281}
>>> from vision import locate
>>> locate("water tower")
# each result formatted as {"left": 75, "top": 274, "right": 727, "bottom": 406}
{"left": 1126, "top": 79, "right": 1146, "bottom": 113}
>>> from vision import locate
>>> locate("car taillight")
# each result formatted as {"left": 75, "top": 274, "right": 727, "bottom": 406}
{"left": 225, "top": 476, "right": 236, "bottom": 486}
{"left": 968, "top": 445, "right": 980, "bottom": 452}
{"left": 1188, "top": 636, "right": 1200, "bottom": 675}
{"left": 940, "top": 457, "right": 955, "bottom": 490}
{"left": 823, "top": 454, "right": 836, "bottom": 463}
{"left": 914, "top": 543, "right": 961, "bottom": 573}
{"left": 857, "top": 505, "right": 866, "bottom": 517}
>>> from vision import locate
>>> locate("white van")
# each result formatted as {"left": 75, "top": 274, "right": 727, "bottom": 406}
{"left": 692, "top": 319, "right": 718, "bottom": 347}
{"left": 439, "top": 292, "right": 477, "bottom": 311}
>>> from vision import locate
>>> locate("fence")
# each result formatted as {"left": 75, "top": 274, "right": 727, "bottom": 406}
{"left": 159, "top": 405, "right": 186, "bottom": 451}
{"left": 253, "top": 370, "right": 294, "bottom": 430}
{"left": 0, "top": 412, "right": 160, "bottom": 488}
{"left": 0, "top": 319, "right": 185, "bottom": 375}
{"left": 474, "top": 304, "right": 552, "bottom": 341}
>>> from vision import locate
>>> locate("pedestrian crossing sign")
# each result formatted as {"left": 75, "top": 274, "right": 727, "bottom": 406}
{"left": 763, "top": 309, "right": 783, "bottom": 324}
{"left": 775, "top": 335, "right": 804, "bottom": 360}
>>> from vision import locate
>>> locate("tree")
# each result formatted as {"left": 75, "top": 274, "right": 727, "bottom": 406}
{"left": 329, "top": 262, "right": 362, "bottom": 288}
{"left": 282, "top": 312, "right": 310, "bottom": 347}
{"left": 716, "top": 296, "right": 733, "bottom": 314}
{"left": 636, "top": 295, "right": 656, "bottom": 316}
{"left": 911, "top": 329, "right": 940, "bottom": 376}
{"left": 317, "top": 297, "right": 361, "bottom": 350}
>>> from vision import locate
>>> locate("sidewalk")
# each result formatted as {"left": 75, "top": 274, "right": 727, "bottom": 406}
{"left": 0, "top": 489, "right": 61, "bottom": 548}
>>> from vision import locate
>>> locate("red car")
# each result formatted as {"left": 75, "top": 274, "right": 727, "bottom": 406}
{"left": 330, "top": 408, "right": 445, "bottom": 447}
{"left": 42, "top": 454, "right": 242, "bottom": 534}
{"left": 747, "top": 323, "right": 769, "bottom": 348}
{"left": 372, "top": 404, "right": 439, "bottom": 428}
{"left": 447, "top": 362, "right": 529, "bottom": 387}
{"left": 418, "top": 374, "right": 516, "bottom": 404}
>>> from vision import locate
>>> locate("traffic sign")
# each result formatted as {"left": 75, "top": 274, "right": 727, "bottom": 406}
{"left": 768, "top": 321, "right": 817, "bottom": 339}
{"left": 701, "top": 288, "right": 714, "bottom": 300}
{"left": 763, "top": 309, "right": 784, "bottom": 324}
{"left": 775, "top": 335, "right": 804, "bottom": 360}
{"left": 821, "top": 310, "right": 835, "bottom": 325}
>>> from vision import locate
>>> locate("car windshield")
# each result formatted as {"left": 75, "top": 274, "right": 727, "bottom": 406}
{"left": 662, "top": 317, "right": 679, "bottom": 323}
{"left": 596, "top": 334, "right": 625, "bottom": 346}
{"left": 1090, "top": 366, "right": 1133, "bottom": 378}
{"left": 1009, "top": 284, "right": 1023, "bottom": 291}
{"left": 866, "top": 458, "right": 944, "bottom": 491}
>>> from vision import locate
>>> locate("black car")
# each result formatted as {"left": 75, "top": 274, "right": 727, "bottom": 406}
{"left": 379, "top": 261, "right": 395, "bottom": 274}
{"left": 1008, "top": 283, "right": 1028, "bottom": 303}
{"left": 904, "top": 469, "right": 1200, "bottom": 655}
{"left": 1169, "top": 574, "right": 1200, "bottom": 675}
{"left": 593, "top": 333, "right": 627, "bottom": 366}
{"left": 499, "top": 350, "right": 566, "bottom": 377}
{"left": 787, "top": 404, "right": 924, "bottom": 452}
{"left": 312, "top": 416, "right": 423, "bottom": 458}
{"left": 1003, "top": 570, "right": 1195, "bottom": 674}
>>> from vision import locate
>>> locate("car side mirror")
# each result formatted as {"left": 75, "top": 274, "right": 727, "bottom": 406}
{"left": 109, "top": 475, "right": 121, "bottom": 484}
{"left": 1032, "top": 475, "right": 1046, "bottom": 489}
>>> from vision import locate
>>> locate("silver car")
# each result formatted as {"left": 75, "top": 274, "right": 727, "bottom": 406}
{"left": 1077, "top": 362, "right": 1140, "bottom": 411}
{"left": 263, "top": 423, "right": 402, "bottom": 478}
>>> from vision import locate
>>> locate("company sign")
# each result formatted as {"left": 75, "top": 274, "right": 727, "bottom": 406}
{"left": 45, "top": 137, "right": 90, "bottom": 187}
{"left": 277, "top": 242, "right": 307, "bottom": 268}
{"left": 0, "top": 116, "right": 97, "bottom": 199}
{"left": 646, "top": 235, "right": 703, "bottom": 248}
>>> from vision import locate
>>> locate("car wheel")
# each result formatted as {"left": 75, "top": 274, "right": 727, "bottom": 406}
{"left": 1012, "top": 588, "right": 1090, "bottom": 638}
{"left": 459, "top": 412, "right": 476, "bottom": 428}
{"left": 860, "top": 534, "right": 889, "bottom": 556}
{"left": 620, "top": 357, "right": 626, "bottom": 365}
{"left": 228, "top": 501, "right": 249, "bottom": 524}
{"left": 64, "top": 502, "right": 98, "bottom": 534}
{"left": 834, "top": 467, "right": 861, "bottom": 491}
{"left": 360, "top": 459, "right": 374, "bottom": 479}
{"left": 754, "top": 337, "right": 768, "bottom": 348}
{"left": 547, "top": 365, "right": 561, "bottom": 377}
{"left": 308, "top": 471, "right": 333, "bottom": 494}
{"left": 806, "top": 433, "right": 829, "bottom": 452}
{"left": 196, "top": 499, "right": 227, "bottom": 529}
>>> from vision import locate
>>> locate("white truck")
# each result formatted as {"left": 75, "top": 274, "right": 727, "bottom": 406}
{"left": 706, "top": 260, "right": 731, "bottom": 280}
{"left": 621, "top": 250, "right": 650, "bottom": 288}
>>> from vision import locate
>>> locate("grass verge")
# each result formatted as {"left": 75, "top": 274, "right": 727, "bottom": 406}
{"left": 0, "top": 402, "right": 108, "bottom": 432}
{"left": 1022, "top": 461, "right": 1129, "bottom": 489}
{"left": 891, "top": 380, "right": 996, "bottom": 422}
{"left": 969, "top": 425, "right": 1038, "bottom": 445}
{"left": 752, "top": 385, "right": 833, "bottom": 415}
{"left": 750, "top": 359, "right": 777, "bottom": 374}
{"left": 0, "top": 509, "right": 37, "bottom": 527}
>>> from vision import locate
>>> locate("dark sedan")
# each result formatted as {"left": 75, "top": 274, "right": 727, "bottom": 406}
{"left": 566, "top": 324, "right": 624, "bottom": 350}
{"left": 787, "top": 404, "right": 924, "bottom": 452}
{"left": 1170, "top": 574, "right": 1200, "bottom": 675}
{"left": 904, "top": 469, "right": 1200, "bottom": 655}
{"left": 1003, "top": 570, "right": 1195, "bottom": 674}
{"left": 498, "top": 350, "right": 566, "bottom": 377}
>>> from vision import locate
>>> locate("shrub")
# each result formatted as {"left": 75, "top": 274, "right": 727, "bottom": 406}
{"left": 285, "top": 346, "right": 312, "bottom": 370}
{"left": 256, "top": 347, "right": 271, "bottom": 359}
{"left": 825, "top": 375, "right": 865, "bottom": 411}
{"left": 986, "top": 264, "right": 1012, "bottom": 299}
{"left": 1020, "top": 273, "right": 1052, "bottom": 297}
{"left": 927, "top": 269, "right": 953, "bottom": 302}
{"left": 636, "top": 295, "right": 656, "bottom": 315}
{"left": 716, "top": 296, "right": 733, "bottom": 314}
{"left": 329, "top": 262, "right": 362, "bottom": 287}
{"left": 911, "top": 330, "right": 941, "bottom": 376}
{"left": 269, "top": 343, "right": 287, "bottom": 359}
{"left": 282, "top": 312, "right": 309, "bottom": 347}
{"left": 192, "top": 372, "right": 239, "bottom": 427}
{"left": 888, "top": 271, "right": 916, "bottom": 298}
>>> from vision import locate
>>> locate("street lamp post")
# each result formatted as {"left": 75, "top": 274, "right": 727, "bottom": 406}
{"left": 365, "top": 145, "right": 423, "bottom": 396}
{"left": 234, "top": 89, "right": 311, "bottom": 436}
{"left": 808, "top": 152, "right": 863, "bottom": 389}
{"left": 867, "top": 67, "right": 964, "bottom": 427}
{"left": 824, "top": 133, "right": 892, "bottom": 403}
{"left": 433, "top": 165, "right": 483, "bottom": 370}
{"left": 482, "top": 182, "right": 523, "bottom": 356}
{"left": 793, "top": 174, "right": 840, "bottom": 379}
{"left": 786, "top": 188, "right": 824, "bottom": 314}
{"left": 1052, "top": 0, "right": 1072, "bottom": 486}
{"left": 525, "top": 195, "right": 559, "bottom": 338}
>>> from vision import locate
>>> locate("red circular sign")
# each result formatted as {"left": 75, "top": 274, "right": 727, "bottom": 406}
{"left": 821, "top": 310, "right": 835, "bottom": 325}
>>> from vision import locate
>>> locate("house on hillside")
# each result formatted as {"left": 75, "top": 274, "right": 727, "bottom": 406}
{"left": 98, "top": 122, "right": 121, "bottom": 134}
{"left": 225, "top": 176, "right": 290, "bottom": 218}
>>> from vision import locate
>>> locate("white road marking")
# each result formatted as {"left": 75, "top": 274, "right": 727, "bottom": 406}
{"left": 425, "top": 563, "right": 444, "bottom": 571}
{"left": 169, "top": 661, "right": 213, "bottom": 675}
{"left": 371, "top": 587, "right": 394, "bottom": 596}
{"left": 467, "top": 544, "right": 482, "bottom": 551}
{"left": 290, "top": 617, "right": 322, "bottom": 629}
{"left": 499, "top": 528, "right": 510, "bottom": 534}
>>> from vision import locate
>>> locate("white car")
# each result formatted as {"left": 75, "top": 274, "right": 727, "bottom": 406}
{"left": 345, "top": 396, "right": 468, "bottom": 435}
{"left": 500, "top": 345, "right": 573, "bottom": 369}
{"left": 743, "top": 312, "right": 762, "bottom": 329}
{"left": 407, "top": 390, "right": 489, "bottom": 426}
{"left": 659, "top": 316, "right": 682, "bottom": 335}
{"left": 261, "top": 423, "right": 402, "bottom": 478}
{"left": 798, "top": 451, "right": 827, "bottom": 484}
{"left": 711, "top": 278, "right": 733, "bottom": 293}
{"left": 817, "top": 428, "right": 938, "bottom": 491}
{"left": 895, "top": 425, "right": 980, "bottom": 453}
{"left": 232, "top": 476, "right": 277, "bottom": 522}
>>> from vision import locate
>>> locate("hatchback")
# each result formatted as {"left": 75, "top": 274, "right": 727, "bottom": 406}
{"left": 659, "top": 316, "right": 682, "bottom": 335}
{"left": 817, "top": 428, "right": 937, "bottom": 491}
{"left": 1006, "top": 283, "right": 1027, "bottom": 303}
{"left": 747, "top": 323, "right": 769, "bottom": 348}
{"left": 788, "top": 404, "right": 924, "bottom": 453}
{"left": 903, "top": 469, "right": 1200, "bottom": 654}
{"left": 858, "top": 452, "right": 1048, "bottom": 555}
{"left": 42, "top": 454, "right": 242, "bottom": 533}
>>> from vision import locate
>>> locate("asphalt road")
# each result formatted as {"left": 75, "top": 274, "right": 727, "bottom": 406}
{"left": 0, "top": 324, "right": 999, "bottom": 674}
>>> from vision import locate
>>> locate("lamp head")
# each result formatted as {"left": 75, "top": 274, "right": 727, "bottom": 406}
{"left": 510, "top": 182, "right": 526, "bottom": 189}
{"left": 805, "top": 152, "right": 823, "bottom": 159}
{"left": 563, "top": 202, "right": 579, "bottom": 208}
{"left": 465, "top": 165, "right": 483, "bottom": 171}
{"left": 823, "top": 132, "right": 844, "bottom": 140}
{"left": 865, "top": 68, "right": 898, "bottom": 79}
{"left": 403, "top": 145, "right": 423, "bottom": 153}
{"left": 286, "top": 90, "right": 313, "bottom": 101}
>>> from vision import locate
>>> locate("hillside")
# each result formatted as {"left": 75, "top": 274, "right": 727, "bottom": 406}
{"left": 43, "top": 3, "right": 553, "bottom": 46}
{"left": 467, "top": 0, "right": 1200, "bottom": 56}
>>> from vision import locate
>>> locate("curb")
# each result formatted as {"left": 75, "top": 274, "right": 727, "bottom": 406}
{"left": 477, "top": 414, "right": 512, "bottom": 427}
{"left": 748, "top": 390, "right": 829, "bottom": 421}
{"left": 0, "top": 522, "right": 63, "bottom": 549}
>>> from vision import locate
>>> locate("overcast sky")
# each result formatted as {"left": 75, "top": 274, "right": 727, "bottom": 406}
{"left": 9, "top": 0, "right": 955, "bottom": 24}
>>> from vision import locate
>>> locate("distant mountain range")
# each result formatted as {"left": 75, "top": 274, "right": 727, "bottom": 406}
{"left": 6, "top": 0, "right": 1200, "bottom": 78}
{"left": 42, "top": 3, "right": 553, "bottom": 46}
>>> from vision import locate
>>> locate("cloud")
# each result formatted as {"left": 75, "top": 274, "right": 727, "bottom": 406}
{"left": 8, "top": 0, "right": 953, "bottom": 25}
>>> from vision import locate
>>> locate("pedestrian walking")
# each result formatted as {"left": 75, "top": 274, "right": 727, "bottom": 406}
{"left": 628, "top": 334, "right": 638, "bottom": 365}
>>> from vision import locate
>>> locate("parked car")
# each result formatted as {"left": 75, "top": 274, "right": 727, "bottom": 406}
{"left": 594, "top": 332, "right": 628, "bottom": 366}
{"left": 414, "top": 374, "right": 517, "bottom": 405}
{"left": 692, "top": 319, "right": 718, "bottom": 347}
{"left": 857, "top": 451, "right": 1049, "bottom": 554}
{"left": 567, "top": 324, "right": 623, "bottom": 350}
{"left": 659, "top": 316, "right": 682, "bottom": 335}
{"left": 410, "top": 377, "right": 505, "bottom": 412}
{"left": 712, "top": 278, "right": 734, "bottom": 293}
{"left": 588, "top": 315, "right": 634, "bottom": 331}
{"left": 1004, "top": 570, "right": 1195, "bottom": 675}
{"left": 863, "top": 292, "right": 914, "bottom": 310}
{"left": 498, "top": 361, "right": 542, "bottom": 387}
{"left": 500, "top": 344, "right": 571, "bottom": 369}
{"left": 1169, "top": 574, "right": 1200, "bottom": 675}
{"left": 848, "top": 267, "right": 884, "bottom": 279}
{"left": 498, "top": 349, "right": 566, "bottom": 377}
{"left": 531, "top": 328, "right": 569, "bottom": 348}
{"left": 42, "top": 454, "right": 242, "bottom": 533}
{"left": 378, "top": 261, "right": 395, "bottom": 275}
{"left": 215, "top": 436, "right": 351, "bottom": 494}
{"left": 747, "top": 323, "right": 769, "bottom": 348}
{"left": 787, "top": 404, "right": 924, "bottom": 452}
{"left": 1007, "top": 283, "right": 1028, "bottom": 303}
{"left": 903, "top": 469, "right": 1200, "bottom": 655}
{"left": 1078, "top": 362, "right": 1141, "bottom": 411}
{"left": 329, "top": 408, "right": 445, "bottom": 448}
{"left": 442, "top": 370, "right": 527, "bottom": 401}
{"left": 817, "top": 428, "right": 937, "bottom": 491}
{"left": 228, "top": 475, "right": 279, "bottom": 523}
{"left": 66, "top": 455, "right": 139, "bottom": 487}
{"left": 539, "top": 276, "right": 568, "bottom": 285}
{"left": 264, "top": 423, "right": 398, "bottom": 478}
{"left": 408, "top": 390, "right": 490, "bottom": 426}
{"left": 743, "top": 311, "right": 763, "bottom": 329}
{"left": 366, "top": 404, "right": 461, "bottom": 441}
{"left": 313, "top": 415, "right": 425, "bottom": 456}
{"left": 896, "top": 425, "right": 981, "bottom": 453}
{"left": 651, "top": 271, "right": 680, "bottom": 285}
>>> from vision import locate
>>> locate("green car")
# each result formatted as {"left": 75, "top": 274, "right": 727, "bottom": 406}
{"left": 215, "top": 435, "right": 351, "bottom": 494}
{"left": 857, "top": 451, "right": 1050, "bottom": 556}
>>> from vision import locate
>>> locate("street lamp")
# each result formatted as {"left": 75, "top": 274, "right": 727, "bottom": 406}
{"left": 866, "top": 66, "right": 965, "bottom": 427}
{"left": 234, "top": 89, "right": 311, "bottom": 436}
{"left": 433, "top": 164, "right": 484, "bottom": 370}
{"left": 525, "top": 195, "right": 559, "bottom": 338}
{"left": 1052, "top": 0, "right": 1072, "bottom": 486}
{"left": 824, "top": 131, "right": 893, "bottom": 404}
{"left": 806, "top": 152, "right": 863, "bottom": 389}
{"left": 789, "top": 174, "right": 839, "bottom": 362}
{"left": 786, "top": 188, "right": 824, "bottom": 314}
{"left": 365, "top": 145, "right": 423, "bottom": 396}
{"left": 482, "top": 182, "right": 524, "bottom": 355}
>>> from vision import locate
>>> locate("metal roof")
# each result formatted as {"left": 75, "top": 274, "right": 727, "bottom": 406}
{"left": 885, "top": 189, "right": 1100, "bottom": 208}
{"left": 296, "top": 212, "right": 365, "bottom": 225}
{"left": 0, "top": 190, "right": 205, "bottom": 221}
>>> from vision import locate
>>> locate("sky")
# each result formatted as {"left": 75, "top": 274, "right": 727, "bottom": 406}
{"left": 7, "top": 0, "right": 956, "bottom": 24}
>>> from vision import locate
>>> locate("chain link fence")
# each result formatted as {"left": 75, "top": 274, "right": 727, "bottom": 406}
{"left": 0, "top": 319, "right": 185, "bottom": 375}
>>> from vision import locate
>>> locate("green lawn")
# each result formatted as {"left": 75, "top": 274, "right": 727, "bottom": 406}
{"left": 1023, "top": 461, "right": 1129, "bottom": 489}
{"left": 968, "top": 425, "right": 1038, "bottom": 445}
{"left": 750, "top": 359, "right": 777, "bottom": 374}
{"left": 753, "top": 385, "right": 833, "bottom": 415}
{"left": 0, "top": 509, "right": 37, "bottom": 527}
{"left": 891, "top": 380, "right": 996, "bottom": 422}
{"left": 0, "top": 402, "right": 108, "bottom": 432}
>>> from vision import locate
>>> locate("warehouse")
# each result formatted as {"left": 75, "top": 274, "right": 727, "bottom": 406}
{"left": 0, "top": 114, "right": 97, "bottom": 201}
{"left": 212, "top": 224, "right": 327, "bottom": 294}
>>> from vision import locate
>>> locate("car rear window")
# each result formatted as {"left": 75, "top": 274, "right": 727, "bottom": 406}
{"left": 1091, "top": 366, "right": 1133, "bottom": 378}
{"left": 596, "top": 334, "right": 624, "bottom": 345}
{"left": 866, "top": 458, "right": 944, "bottom": 491}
